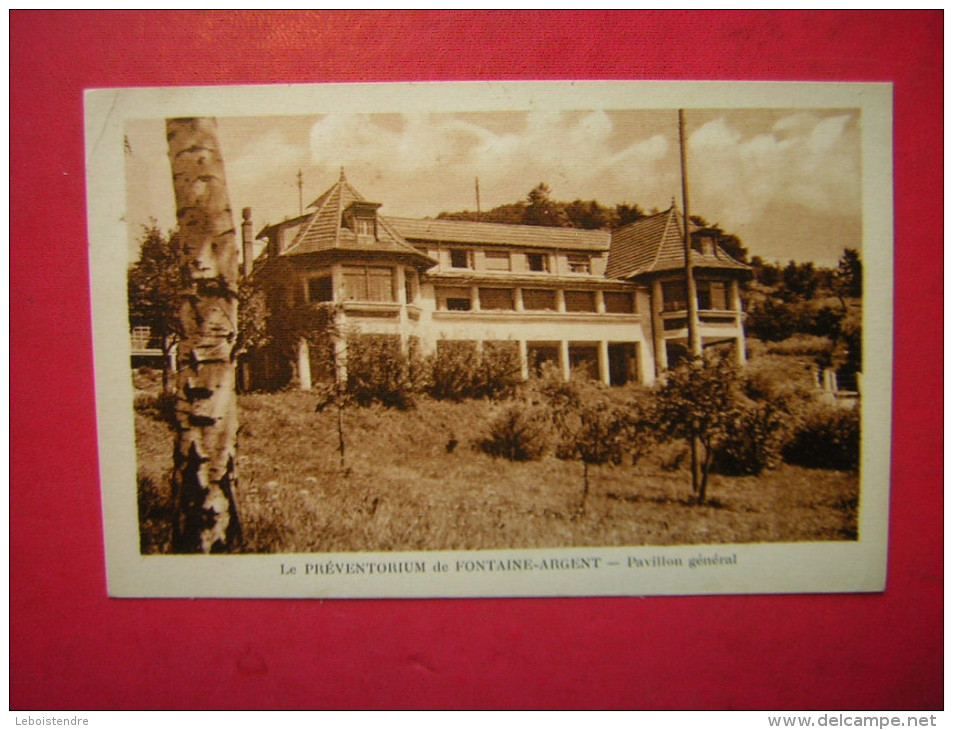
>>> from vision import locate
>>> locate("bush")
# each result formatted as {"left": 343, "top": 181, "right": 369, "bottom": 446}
{"left": 478, "top": 404, "right": 553, "bottom": 461}
{"left": 428, "top": 340, "right": 523, "bottom": 401}
{"left": 712, "top": 401, "right": 788, "bottom": 475}
{"left": 765, "top": 334, "right": 833, "bottom": 358}
{"left": 345, "top": 335, "right": 422, "bottom": 409}
{"left": 428, "top": 341, "right": 480, "bottom": 401}
{"left": 477, "top": 341, "right": 524, "bottom": 399}
{"left": 783, "top": 405, "right": 860, "bottom": 471}
{"left": 556, "top": 400, "right": 651, "bottom": 467}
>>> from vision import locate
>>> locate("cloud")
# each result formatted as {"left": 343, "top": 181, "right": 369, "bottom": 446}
{"left": 688, "top": 112, "right": 860, "bottom": 228}
{"left": 308, "top": 111, "right": 674, "bottom": 217}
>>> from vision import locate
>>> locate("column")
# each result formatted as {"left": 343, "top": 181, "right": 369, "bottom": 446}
{"left": 331, "top": 263, "right": 344, "bottom": 302}
{"left": 650, "top": 279, "right": 668, "bottom": 375}
{"left": 597, "top": 340, "right": 610, "bottom": 385}
{"left": 514, "top": 287, "right": 524, "bottom": 311}
{"left": 558, "top": 341, "right": 571, "bottom": 381}
{"left": 297, "top": 338, "right": 312, "bottom": 391}
{"left": 395, "top": 266, "right": 408, "bottom": 352}
{"left": 637, "top": 342, "right": 654, "bottom": 385}
{"left": 518, "top": 340, "right": 529, "bottom": 380}
{"left": 555, "top": 289, "right": 566, "bottom": 313}
{"left": 470, "top": 284, "right": 481, "bottom": 311}
{"left": 730, "top": 279, "right": 746, "bottom": 366}
{"left": 595, "top": 290, "right": 606, "bottom": 314}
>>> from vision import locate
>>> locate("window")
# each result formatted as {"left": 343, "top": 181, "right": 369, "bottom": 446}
{"left": 522, "top": 289, "right": 557, "bottom": 311}
{"left": 564, "top": 290, "right": 597, "bottom": 312}
{"left": 478, "top": 288, "right": 515, "bottom": 310}
{"left": 354, "top": 218, "right": 375, "bottom": 237}
{"left": 527, "top": 252, "right": 549, "bottom": 273}
{"left": 404, "top": 270, "right": 416, "bottom": 304}
{"left": 435, "top": 286, "right": 471, "bottom": 311}
{"left": 450, "top": 249, "right": 471, "bottom": 269}
{"left": 696, "top": 281, "right": 727, "bottom": 310}
{"left": 484, "top": 251, "right": 511, "bottom": 271}
{"left": 307, "top": 276, "right": 333, "bottom": 303}
{"left": 568, "top": 254, "right": 591, "bottom": 274}
{"left": 604, "top": 291, "right": 636, "bottom": 314}
{"left": 343, "top": 266, "right": 395, "bottom": 302}
{"left": 662, "top": 281, "right": 687, "bottom": 312}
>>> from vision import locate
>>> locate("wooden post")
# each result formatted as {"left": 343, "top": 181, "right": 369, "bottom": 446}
{"left": 166, "top": 117, "right": 242, "bottom": 553}
{"left": 678, "top": 109, "right": 703, "bottom": 358}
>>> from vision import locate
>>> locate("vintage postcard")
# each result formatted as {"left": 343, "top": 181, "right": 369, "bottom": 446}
{"left": 85, "top": 81, "right": 892, "bottom": 598}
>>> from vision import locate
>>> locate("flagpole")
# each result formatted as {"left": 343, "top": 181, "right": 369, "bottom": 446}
{"left": 678, "top": 109, "right": 703, "bottom": 357}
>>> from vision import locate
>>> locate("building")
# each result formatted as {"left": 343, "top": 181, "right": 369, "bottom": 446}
{"left": 244, "top": 170, "right": 750, "bottom": 390}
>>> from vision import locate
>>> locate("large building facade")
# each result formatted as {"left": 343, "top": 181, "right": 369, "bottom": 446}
{"left": 245, "top": 171, "right": 750, "bottom": 389}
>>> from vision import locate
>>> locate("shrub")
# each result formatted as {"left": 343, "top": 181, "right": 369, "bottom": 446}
{"left": 428, "top": 340, "right": 523, "bottom": 401}
{"left": 765, "top": 334, "right": 833, "bottom": 358}
{"left": 783, "top": 405, "right": 860, "bottom": 471}
{"left": 712, "top": 401, "right": 788, "bottom": 475}
{"left": 477, "top": 341, "right": 524, "bottom": 399}
{"left": 556, "top": 400, "right": 651, "bottom": 467}
{"left": 427, "top": 341, "right": 480, "bottom": 401}
{"left": 345, "top": 335, "right": 422, "bottom": 409}
{"left": 478, "top": 404, "right": 553, "bottom": 461}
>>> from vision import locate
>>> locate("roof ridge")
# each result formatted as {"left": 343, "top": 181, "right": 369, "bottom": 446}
{"left": 375, "top": 215, "right": 435, "bottom": 258}
{"left": 386, "top": 215, "right": 610, "bottom": 237}
{"left": 647, "top": 205, "right": 677, "bottom": 273}
{"left": 281, "top": 208, "right": 319, "bottom": 256}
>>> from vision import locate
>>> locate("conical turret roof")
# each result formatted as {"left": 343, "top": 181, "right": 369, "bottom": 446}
{"left": 281, "top": 170, "right": 435, "bottom": 267}
{"left": 606, "top": 205, "right": 749, "bottom": 280}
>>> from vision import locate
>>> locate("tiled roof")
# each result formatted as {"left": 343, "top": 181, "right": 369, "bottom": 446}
{"left": 388, "top": 216, "right": 610, "bottom": 252}
{"left": 280, "top": 173, "right": 434, "bottom": 264}
{"left": 606, "top": 207, "right": 749, "bottom": 279}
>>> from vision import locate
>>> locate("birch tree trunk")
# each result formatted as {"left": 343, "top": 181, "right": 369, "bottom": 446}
{"left": 166, "top": 117, "right": 242, "bottom": 553}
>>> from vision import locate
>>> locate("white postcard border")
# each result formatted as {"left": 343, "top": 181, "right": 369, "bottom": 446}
{"left": 85, "top": 80, "right": 892, "bottom": 598}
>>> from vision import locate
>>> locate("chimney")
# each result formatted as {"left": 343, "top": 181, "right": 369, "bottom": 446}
{"left": 241, "top": 207, "right": 254, "bottom": 278}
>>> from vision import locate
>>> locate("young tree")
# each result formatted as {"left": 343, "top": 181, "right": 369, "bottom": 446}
{"left": 523, "top": 183, "right": 570, "bottom": 227}
{"left": 651, "top": 357, "right": 745, "bottom": 504}
{"left": 127, "top": 222, "right": 182, "bottom": 394}
{"left": 833, "top": 248, "right": 863, "bottom": 307}
{"left": 558, "top": 400, "right": 649, "bottom": 514}
{"left": 166, "top": 117, "right": 242, "bottom": 553}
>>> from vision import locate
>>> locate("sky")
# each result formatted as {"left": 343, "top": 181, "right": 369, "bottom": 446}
{"left": 125, "top": 108, "right": 862, "bottom": 267}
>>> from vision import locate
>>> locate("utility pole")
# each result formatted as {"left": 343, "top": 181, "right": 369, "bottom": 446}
{"left": 678, "top": 108, "right": 703, "bottom": 500}
{"left": 297, "top": 169, "right": 303, "bottom": 217}
{"left": 678, "top": 109, "right": 703, "bottom": 357}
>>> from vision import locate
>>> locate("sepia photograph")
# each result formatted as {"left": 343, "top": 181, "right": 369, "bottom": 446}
{"left": 87, "top": 81, "right": 892, "bottom": 597}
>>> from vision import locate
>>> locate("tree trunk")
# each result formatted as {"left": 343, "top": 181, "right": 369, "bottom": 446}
{"left": 689, "top": 431, "right": 700, "bottom": 497}
{"left": 166, "top": 117, "right": 242, "bottom": 553}
{"left": 698, "top": 440, "right": 713, "bottom": 505}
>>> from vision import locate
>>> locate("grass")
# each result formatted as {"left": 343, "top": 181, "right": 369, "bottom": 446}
{"left": 134, "top": 372, "right": 859, "bottom": 554}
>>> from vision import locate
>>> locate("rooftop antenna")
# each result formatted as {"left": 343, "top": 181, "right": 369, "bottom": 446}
{"left": 296, "top": 169, "right": 303, "bottom": 217}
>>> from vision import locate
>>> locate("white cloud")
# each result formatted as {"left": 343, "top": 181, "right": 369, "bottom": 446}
{"left": 308, "top": 111, "right": 674, "bottom": 217}
{"left": 688, "top": 112, "right": 860, "bottom": 228}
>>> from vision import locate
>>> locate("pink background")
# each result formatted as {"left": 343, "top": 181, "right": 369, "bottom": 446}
{"left": 10, "top": 11, "right": 942, "bottom": 710}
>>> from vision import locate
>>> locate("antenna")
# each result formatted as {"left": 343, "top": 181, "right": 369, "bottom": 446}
{"left": 297, "top": 170, "right": 303, "bottom": 217}
{"left": 475, "top": 176, "right": 482, "bottom": 219}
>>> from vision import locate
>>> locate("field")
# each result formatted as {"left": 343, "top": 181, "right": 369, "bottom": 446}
{"left": 134, "top": 370, "right": 859, "bottom": 554}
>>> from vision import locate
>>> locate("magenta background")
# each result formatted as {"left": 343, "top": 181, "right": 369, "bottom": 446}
{"left": 10, "top": 11, "right": 942, "bottom": 710}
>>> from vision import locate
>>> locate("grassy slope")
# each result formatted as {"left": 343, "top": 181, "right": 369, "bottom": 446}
{"left": 135, "top": 382, "right": 858, "bottom": 554}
